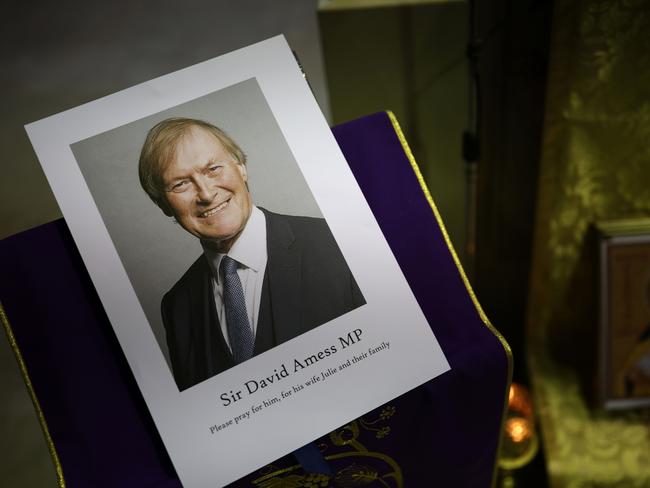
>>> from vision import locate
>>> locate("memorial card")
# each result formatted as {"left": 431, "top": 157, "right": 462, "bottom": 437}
{"left": 25, "top": 36, "right": 450, "bottom": 486}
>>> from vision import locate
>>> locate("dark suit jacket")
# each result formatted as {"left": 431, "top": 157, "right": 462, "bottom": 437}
{"left": 161, "top": 208, "right": 365, "bottom": 391}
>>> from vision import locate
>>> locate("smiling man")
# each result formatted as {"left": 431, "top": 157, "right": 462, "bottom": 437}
{"left": 139, "top": 118, "right": 365, "bottom": 391}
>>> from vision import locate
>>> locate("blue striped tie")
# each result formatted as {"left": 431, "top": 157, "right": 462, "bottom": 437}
{"left": 220, "top": 256, "right": 254, "bottom": 363}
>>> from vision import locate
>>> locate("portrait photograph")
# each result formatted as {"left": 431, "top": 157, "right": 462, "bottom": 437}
{"left": 70, "top": 78, "right": 365, "bottom": 391}
{"left": 26, "top": 36, "right": 448, "bottom": 486}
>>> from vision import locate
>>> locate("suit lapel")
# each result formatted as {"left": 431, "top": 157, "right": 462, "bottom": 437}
{"left": 263, "top": 209, "right": 303, "bottom": 345}
{"left": 191, "top": 257, "right": 233, "bottom": 376}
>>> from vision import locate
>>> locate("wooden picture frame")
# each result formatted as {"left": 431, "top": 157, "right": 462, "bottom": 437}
{"left": 597, "top": 218, "right": 650, "bottom": 409}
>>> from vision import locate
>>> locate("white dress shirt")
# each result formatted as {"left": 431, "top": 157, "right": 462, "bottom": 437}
{"left": 201, "top": 206, "right": 268, "bottom": 352}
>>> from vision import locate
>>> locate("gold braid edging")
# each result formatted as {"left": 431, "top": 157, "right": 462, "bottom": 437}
{"left": 385, "top": 110, "right": 513, "bottom": 488}
{"left": 0, "top": 302, "right": 66, "bottom": 487}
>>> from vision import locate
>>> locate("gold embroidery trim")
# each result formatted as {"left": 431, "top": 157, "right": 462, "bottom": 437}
{"left": 386, "top": 110, "right": 513, "bottom": 487}
{"left": 0, "top": 302, "right": 65, "bottom": 487}
{"left": 253, "top": 451, "right": 403, "bottom": 487}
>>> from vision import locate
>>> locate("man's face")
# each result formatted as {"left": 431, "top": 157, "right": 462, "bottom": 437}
{"left": 162, "top": 126, "right": 252, "bottom": 252}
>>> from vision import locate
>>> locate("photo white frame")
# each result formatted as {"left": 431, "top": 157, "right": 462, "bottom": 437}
{"left": 25, "top": 36, "right": 449, "bottom": 487}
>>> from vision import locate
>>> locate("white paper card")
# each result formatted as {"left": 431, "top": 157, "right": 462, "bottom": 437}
{"left": 25, "top": 36, "right": 449, "bottom": 487}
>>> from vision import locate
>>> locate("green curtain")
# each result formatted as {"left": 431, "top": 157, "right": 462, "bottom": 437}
{"left": 527, "top": 0, "right": 650, "bottom": 486}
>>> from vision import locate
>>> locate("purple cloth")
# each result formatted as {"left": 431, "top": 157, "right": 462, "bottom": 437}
{"left": 0, "top": 112, "right": 509, "bottom": 486}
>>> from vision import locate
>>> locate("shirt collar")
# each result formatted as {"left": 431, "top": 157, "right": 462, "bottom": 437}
{"left": 202, "top": 206, "right": 267, "bottom": 282}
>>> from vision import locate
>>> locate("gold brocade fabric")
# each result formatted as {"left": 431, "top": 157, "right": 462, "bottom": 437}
{"left": 527, "top": 0, "right": 650, "bottom": 486}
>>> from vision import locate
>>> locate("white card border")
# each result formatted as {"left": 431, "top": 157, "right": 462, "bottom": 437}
{"left": 25, "top": 36, "right": 449, "bottom": 487}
